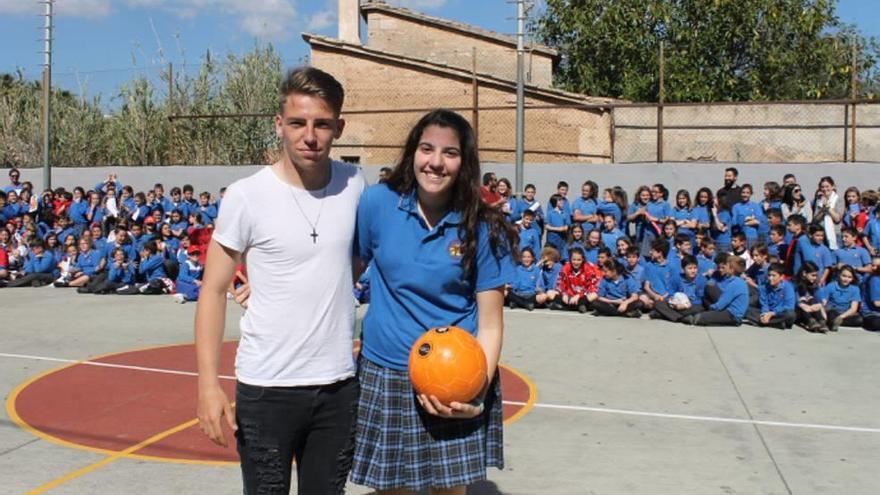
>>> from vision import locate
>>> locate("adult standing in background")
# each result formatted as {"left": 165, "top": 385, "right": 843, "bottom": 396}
{"left": 716, "top": 167, "right": 743, "bottom": 212}
{"left": 813, "top": 176, "right": 844, "bottom": 250}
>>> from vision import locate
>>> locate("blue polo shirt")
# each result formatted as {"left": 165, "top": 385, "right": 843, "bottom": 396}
{"left": 732, "top": 200, "right": 764, "bottom": 241}
{"left": 819, "top": 281, "right": 861, "bottom": 312}
{"left": 545, "top": 207, "right": 571, "bottom": 251}
{"left": 74, "top": 250, "right": 101, "bottom": 276}
{"left": 598, "top": 275, "right": 639, "bottom": 300}
{"left": 865, "top": 216, "right": 880, "bottom": 249}
{"left": 759, "top": 280, "right": 796, "bottom": 314}
{"left": 746, "top": 262, "right": 769, "bottom": 287}
{"left": 710, "top": 275, "right": 749, "bottom": 320}
{"left": 542, "top": 262, "right": 562, "bottom": 291}
{"left": 519, "top": 227, "right": 541, "bottom": 257}
{"left": 768, "top": 241, "right": 787, "bottom": 262}
{"left": 625, "top": 262, "right": 645, "bottom": 287}
{"left": 812, "top": 243, "right": 834, "bottom": 278}
{"left": 511, "top": 263, "right": 544, "bottom": 294}
{"left": 711, "top": 209, "right": 732, "bottom": 246}
{"left": 597, "top": 200, "right": 622, "bottom": 228}
{"left": 670, "top": 274, "right": 706, "bottom": 305}
{"left": 644, "top": 260, "right": 677, "bottom": 297}
{"left": 693, "top": 205, "right": 711, "bottom": 228}
{"left": 561, "top": 241, "right": 585, "bottom": 263}
{"left": 511, "top": 198, "right": 544, "bottom": 225}
{"left": 571, "top": 197, "right": 599, "bottom": 231}
{"left": 835, "top": 245, "right": 870, "bottom": 270}
{"left": 357, "top": 185, "right": 515, "bottom": 371}
{"left": 791, "top": 234, "right": 814, "bottom": 276}
{"left": 672, "top": 207, "right": 696, "bottom": 238}
{"left": 861, "top": 275, "right": 880, "bottom": 316}
{"left": 697, "top": 254, "right": 717, "bottom": 277}
{"left": 647, "top": 200, "right": 671, "bottom": 223}
{"left": 601, "top": 228, "right": 625, "bottom": 250}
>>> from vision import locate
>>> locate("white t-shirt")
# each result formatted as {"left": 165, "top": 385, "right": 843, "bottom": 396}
{"left": 213, "top": 162, "right": 365, "bottom": 386}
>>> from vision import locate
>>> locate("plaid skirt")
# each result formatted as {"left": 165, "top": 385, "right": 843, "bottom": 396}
{"left": 350, "top": 357, "right": 504, "bottom": 491}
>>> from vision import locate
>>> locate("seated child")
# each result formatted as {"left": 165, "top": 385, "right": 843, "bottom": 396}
{"left": 507, "top": 247, "right": 544, "bottom": 311}
{"left": 94, "top": 247, "right": 137, "bottom": 294}
{"left": 766, "top": 224, "right": 788, "bottom": 263}
{"left": 697, "top": 238, "right": 717, "bottom": 278}
{"left": 593, "top": 259, "right": 642, "bottom": 317}
{"left": 556, "top": 247, "right": 601, "bottom": 313}
{"left": 639, "top": 238, "right": 677, "bottom": 311}
{"left": 819, "top": 265, "right": 863, "bottom": 332}
{"left": 653, "top": 255, "right": 706, "bottom": 323}
{"left": 688, "top": 255, "right": 749, "bottom": 326}
{"left": 730, "top": 232, "right": 753, "bottom": 269}
{"left": 600, "top": 214, "right": 625, "bottom": 250}
{"left": 746, "top": 262, "right": 796, "bottom": 329}
{"left": 173, "top": 245, "right": 204, "bottom": 304}
{"left": 623, "top": 245, "right": 645, "bottom": 288}
{"left": 536, "top": 247, "right": 562, "bottom": 308}
{"left": 794, "top": 261, "right": 827, "bottom": 333}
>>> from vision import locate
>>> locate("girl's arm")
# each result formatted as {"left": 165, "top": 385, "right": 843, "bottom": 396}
{"left": 840, "top": 300, "right": 859, "bottom": 319}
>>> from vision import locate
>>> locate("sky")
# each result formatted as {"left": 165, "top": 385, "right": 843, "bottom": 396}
{"left": 0, "top": 0, "right": 877, "bottom": 106}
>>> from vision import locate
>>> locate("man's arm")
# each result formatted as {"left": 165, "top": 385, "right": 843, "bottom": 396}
{"left": 195, "top": 239, "right": 241, "bottom": 447}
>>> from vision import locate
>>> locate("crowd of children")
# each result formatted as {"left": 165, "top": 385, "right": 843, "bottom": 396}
{"left": 0, "top": 169, "right": 218, "bottom": 304}
{"left": 2, "top": 166, "right": 879, "bottom": 333}
{"left": 485, "top": 168, "right": 880, "bottom": 333}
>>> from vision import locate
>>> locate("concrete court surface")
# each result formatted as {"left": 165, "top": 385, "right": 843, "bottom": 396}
{"left": 1, "top": 287, "right": 879, "bottom": 494}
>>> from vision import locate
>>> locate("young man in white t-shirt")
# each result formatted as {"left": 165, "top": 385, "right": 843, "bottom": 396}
{"left": 195, "top": 67, "right": 365, "bottom": 494}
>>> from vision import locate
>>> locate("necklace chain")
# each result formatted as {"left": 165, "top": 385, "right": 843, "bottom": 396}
{"left": 288, "top": 172, "right": 330, "bottom": 244}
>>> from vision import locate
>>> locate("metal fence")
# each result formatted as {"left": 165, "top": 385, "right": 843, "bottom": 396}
{"left": 167, "top": 99, "right": 880, "bottom": 165}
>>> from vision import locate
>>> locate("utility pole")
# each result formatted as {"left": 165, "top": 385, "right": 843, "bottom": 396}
{"left": 515, "top": 0, "right": 525, "bottom": 195}
{"left": 40, "top": 0, "right": 54, "bottom": 189}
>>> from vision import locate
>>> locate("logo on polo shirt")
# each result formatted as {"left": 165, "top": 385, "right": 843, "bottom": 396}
{"left": 447, "top": 240, "right": 463, "bottom": 259}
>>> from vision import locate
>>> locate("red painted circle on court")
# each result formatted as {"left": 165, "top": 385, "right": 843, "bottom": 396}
{"left": 12, "top": 342, "right": 534, "bottom": 463}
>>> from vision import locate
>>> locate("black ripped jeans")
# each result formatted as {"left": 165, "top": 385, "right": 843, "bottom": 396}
{"left": 235, "top": 378, "right": 359, "bottom": 495}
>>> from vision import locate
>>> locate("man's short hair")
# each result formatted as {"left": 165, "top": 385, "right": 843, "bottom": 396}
{"left": 482, "top": 172, "right": 496, "bottom": 186}
{"left": 681, "top": 254, "right": 698, "bottom": 269}
{"left": 557, "top": 181, "right": 569, "bottom": 190}
{"left": 725, "top": 167, "right": 739, "bottom": 177}
{"left": 279, "top": 66, "right": 345, "bottom": 117}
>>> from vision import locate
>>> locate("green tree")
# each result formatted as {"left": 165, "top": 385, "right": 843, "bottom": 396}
{"left": 533, "top": 0, "right": 879, "bottom": 101}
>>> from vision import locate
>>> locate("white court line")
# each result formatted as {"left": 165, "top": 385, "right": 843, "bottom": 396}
{"left": 4, "top": 351, "right": 880, "bottom": 435}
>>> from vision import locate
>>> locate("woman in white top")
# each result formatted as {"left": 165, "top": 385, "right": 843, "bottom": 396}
{"left": 781, "top": 183, "right": 813, "bottom": 224}
{"left": 812, "top": 176, "right": 845, "bottom": 250}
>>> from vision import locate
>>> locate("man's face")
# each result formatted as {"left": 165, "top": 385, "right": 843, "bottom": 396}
{"left": 275, "top": 93, "right": 344, "bottom": 171}
{"left": 724, "top": 170, "right": 737, "bottom": 187}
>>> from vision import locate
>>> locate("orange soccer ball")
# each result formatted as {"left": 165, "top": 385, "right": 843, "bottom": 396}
{"left": 408, "top": 326, "right": 488, "bottom": 405}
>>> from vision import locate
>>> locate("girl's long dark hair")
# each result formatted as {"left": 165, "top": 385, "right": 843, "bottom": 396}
{"left": 385, "top": 109, "right": 518, "bottom": 275}
{"left": 795, "top": 261, "right": 819, "bottom": 296}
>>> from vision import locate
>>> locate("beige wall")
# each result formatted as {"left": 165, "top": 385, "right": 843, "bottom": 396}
{"left": 365, "top": 11, "right": 554, "bottom": 88}
{"left": 312, "top": 48, "right": 608, "bottom": 165}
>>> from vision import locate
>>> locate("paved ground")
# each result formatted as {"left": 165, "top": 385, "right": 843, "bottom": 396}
{"left": 1, "top": 287, "right": 879, "bottom": 494}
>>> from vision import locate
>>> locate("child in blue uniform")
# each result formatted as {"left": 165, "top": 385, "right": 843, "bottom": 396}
{"left": 351, "top": 109, "right": 516, "bottom": 493}
{"left": 639, "top": 239, "right": 677, "bottom": 311}
{"left": 593, "top": 259, "right": 642, "bottom": 317}
{"left": 819, "top": 265, "right": 863, "bottom": 332}
{"left": 652, "top": 255, "right": 706, "bottom": 323}
{"left": 173, "top": 245, "right": 203, "bottom": 303}
{"left": 688, "top": 255, "right": 749, "bottom": 326}
{"left": 545, "top": 194, "right": 570, "bottom": 253}
{"left": 536, "top": 246, "right": 562, "bottom": 308}
{"left": 600, "top": 214, "right": 625, "bottom": 250}
{"left": 746, "top": 263, "right": 796, "bottom": 329}
{"left": 834, "top": 227, "right": 871, "bottom": 280}
{"left": 507, "top": 247, "right": 543, "bottom": 311}
{"left": 517, "top": 209, "right": 541, "bottom": 256}
{"left": 794, "top": 261, "right": 826, "bottom": 332}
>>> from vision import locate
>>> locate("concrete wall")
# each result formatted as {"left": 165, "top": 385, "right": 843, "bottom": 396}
{"left": 365, "top": 11, "right": 554, "bottom": 87}
{"left": 17, "top": 163, "right": 880, "bottom": 202}
{"left": 614, "top": 103, "right": 880, "bottom": 163}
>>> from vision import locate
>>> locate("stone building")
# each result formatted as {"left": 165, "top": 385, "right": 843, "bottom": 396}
{"left": 308, "top": 0, "right": 617, "bottom": 165}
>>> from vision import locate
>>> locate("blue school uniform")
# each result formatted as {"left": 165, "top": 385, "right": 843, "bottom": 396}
{"left": 108, "top": 262, "right": 136, "bottom": 284}
{"left": 842, "top": 204, "right": 860, "bottom": 228}
{"left": 671, "top": 274, "right": 706, "bottom": 306}
{"left": 541, "top": 262, "right": 562, "bottom": 291}
{"left": 582, "top": 245, "right": 600, "bottom": 265}
{"left": 625, "top": 262, "right": 646, "bottom": 288}
{"left": 710, "top": 275, "right": 749, "bottom": 321}
{"left": 197, "top": 204, "right": 218, "bottom": 224}
{"left": 711, "top": 209, "right": 732, "bottom": 250}
{"left": 746, "top": 262, "right": 769, "bottom": 287}
{"left": 864, "top": 216, "right": 880, "bottom": 249}
{"left": 601, "top": 228, "right": 625, "bottom": 250}
{"left": 732, "top": 200, "right": 763, "bottom": 242}
{"left": 74, "top": 250, "right": 100, "bottom": 276}
{"left": 518, "top": 227, "right": 541, "bottom": 257}
{"left": 24, "top": 252, "right": 55, "bottom": 274}
{"left": 510, "top": 263, "right": 544, "bottom": 294}
{"left": 790, "top": 234, "right": 815, "bottom": 276}
{"left": 627, "top": 202, "right": 650, "bottom": 241}
{"left": 104, "top": 241, "right": 137, "bottom": 263}
{"left": 597, "top": 200, "right": 623, "bottom": 228}
{"left": 647, "top": 200, "right": 671, "bottom": 223}
{"left": 68, "top": 200, "right": 89, "bottom": 227}
{"left": 672, "top": 207, "right": 696, "bottom": 238}
{"left": 181, "top": 198, "right": 199, "bottom": 217}
{"left": 819, "top": 281, "right": 861, "bottom": 312}
{"left": 835, "top": 245, "right": 870, "bottom": 270}
{"left": 356, "top": 185, "right": 515, "bottom": 371}
{"left": 546, "top": 208, "right": 571, "bottom": 252}
{"left": 759, "top": 280, "right": 796, "bottom": 314}
{"left": 571, "top": 197, "right": 599, "bottom": 232}
{"left": 861, "top": 275, "right": 880, "bottom": 316}
{"left": 512, "top": 198, "right": 544, "bottom": 225}
{"left": 139, "top": 254, "right": 167, "bottom": 282}
{"left": 644, "top": 260, "right": 677, "bottom": 297}
{"left": 812, "top": 242, "right": 834, "bottom": 279}
{"left": 697, "top": 253, "right": 717, "bottom": 277}
{"left": 561, "top": 240, "right": 586, "bottom": 263}
{"left": 768, "top": 241, "right": 787, "bottom": 262}
{"left": 692, "top": 205, "right": 711, "bottom": 228}
{"left": 94, "top": 180, "right": 122, "bottom": 194}
{"left": 57, "top": 227, "right": 77, "bottom": 244}
{"left": 599, "top": 275, "right": 640, "bottom": 300}
{"left": 176, "top": 258, "right": 204, "bottom": 301}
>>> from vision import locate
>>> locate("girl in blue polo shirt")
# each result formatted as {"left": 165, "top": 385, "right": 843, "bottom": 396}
{"left": 819, "top": 265, "right": 863, "bottom": 332}
{"left": 545, "top": 193, "right": 570, "bottom": 252}
{"left": 672, "top": 189, "right": 697, "bottom": 240}
{"left": 507, "top": 247, "right": 543, "bottom": 311}
{"left": 561, "top": 223, "right": 586, "bottom": 263}
{"left": 862, "top": 257, "right": 880, "bottom": 331}
{"left": 351, "top": 109, "right": 516, "bottom": 493}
